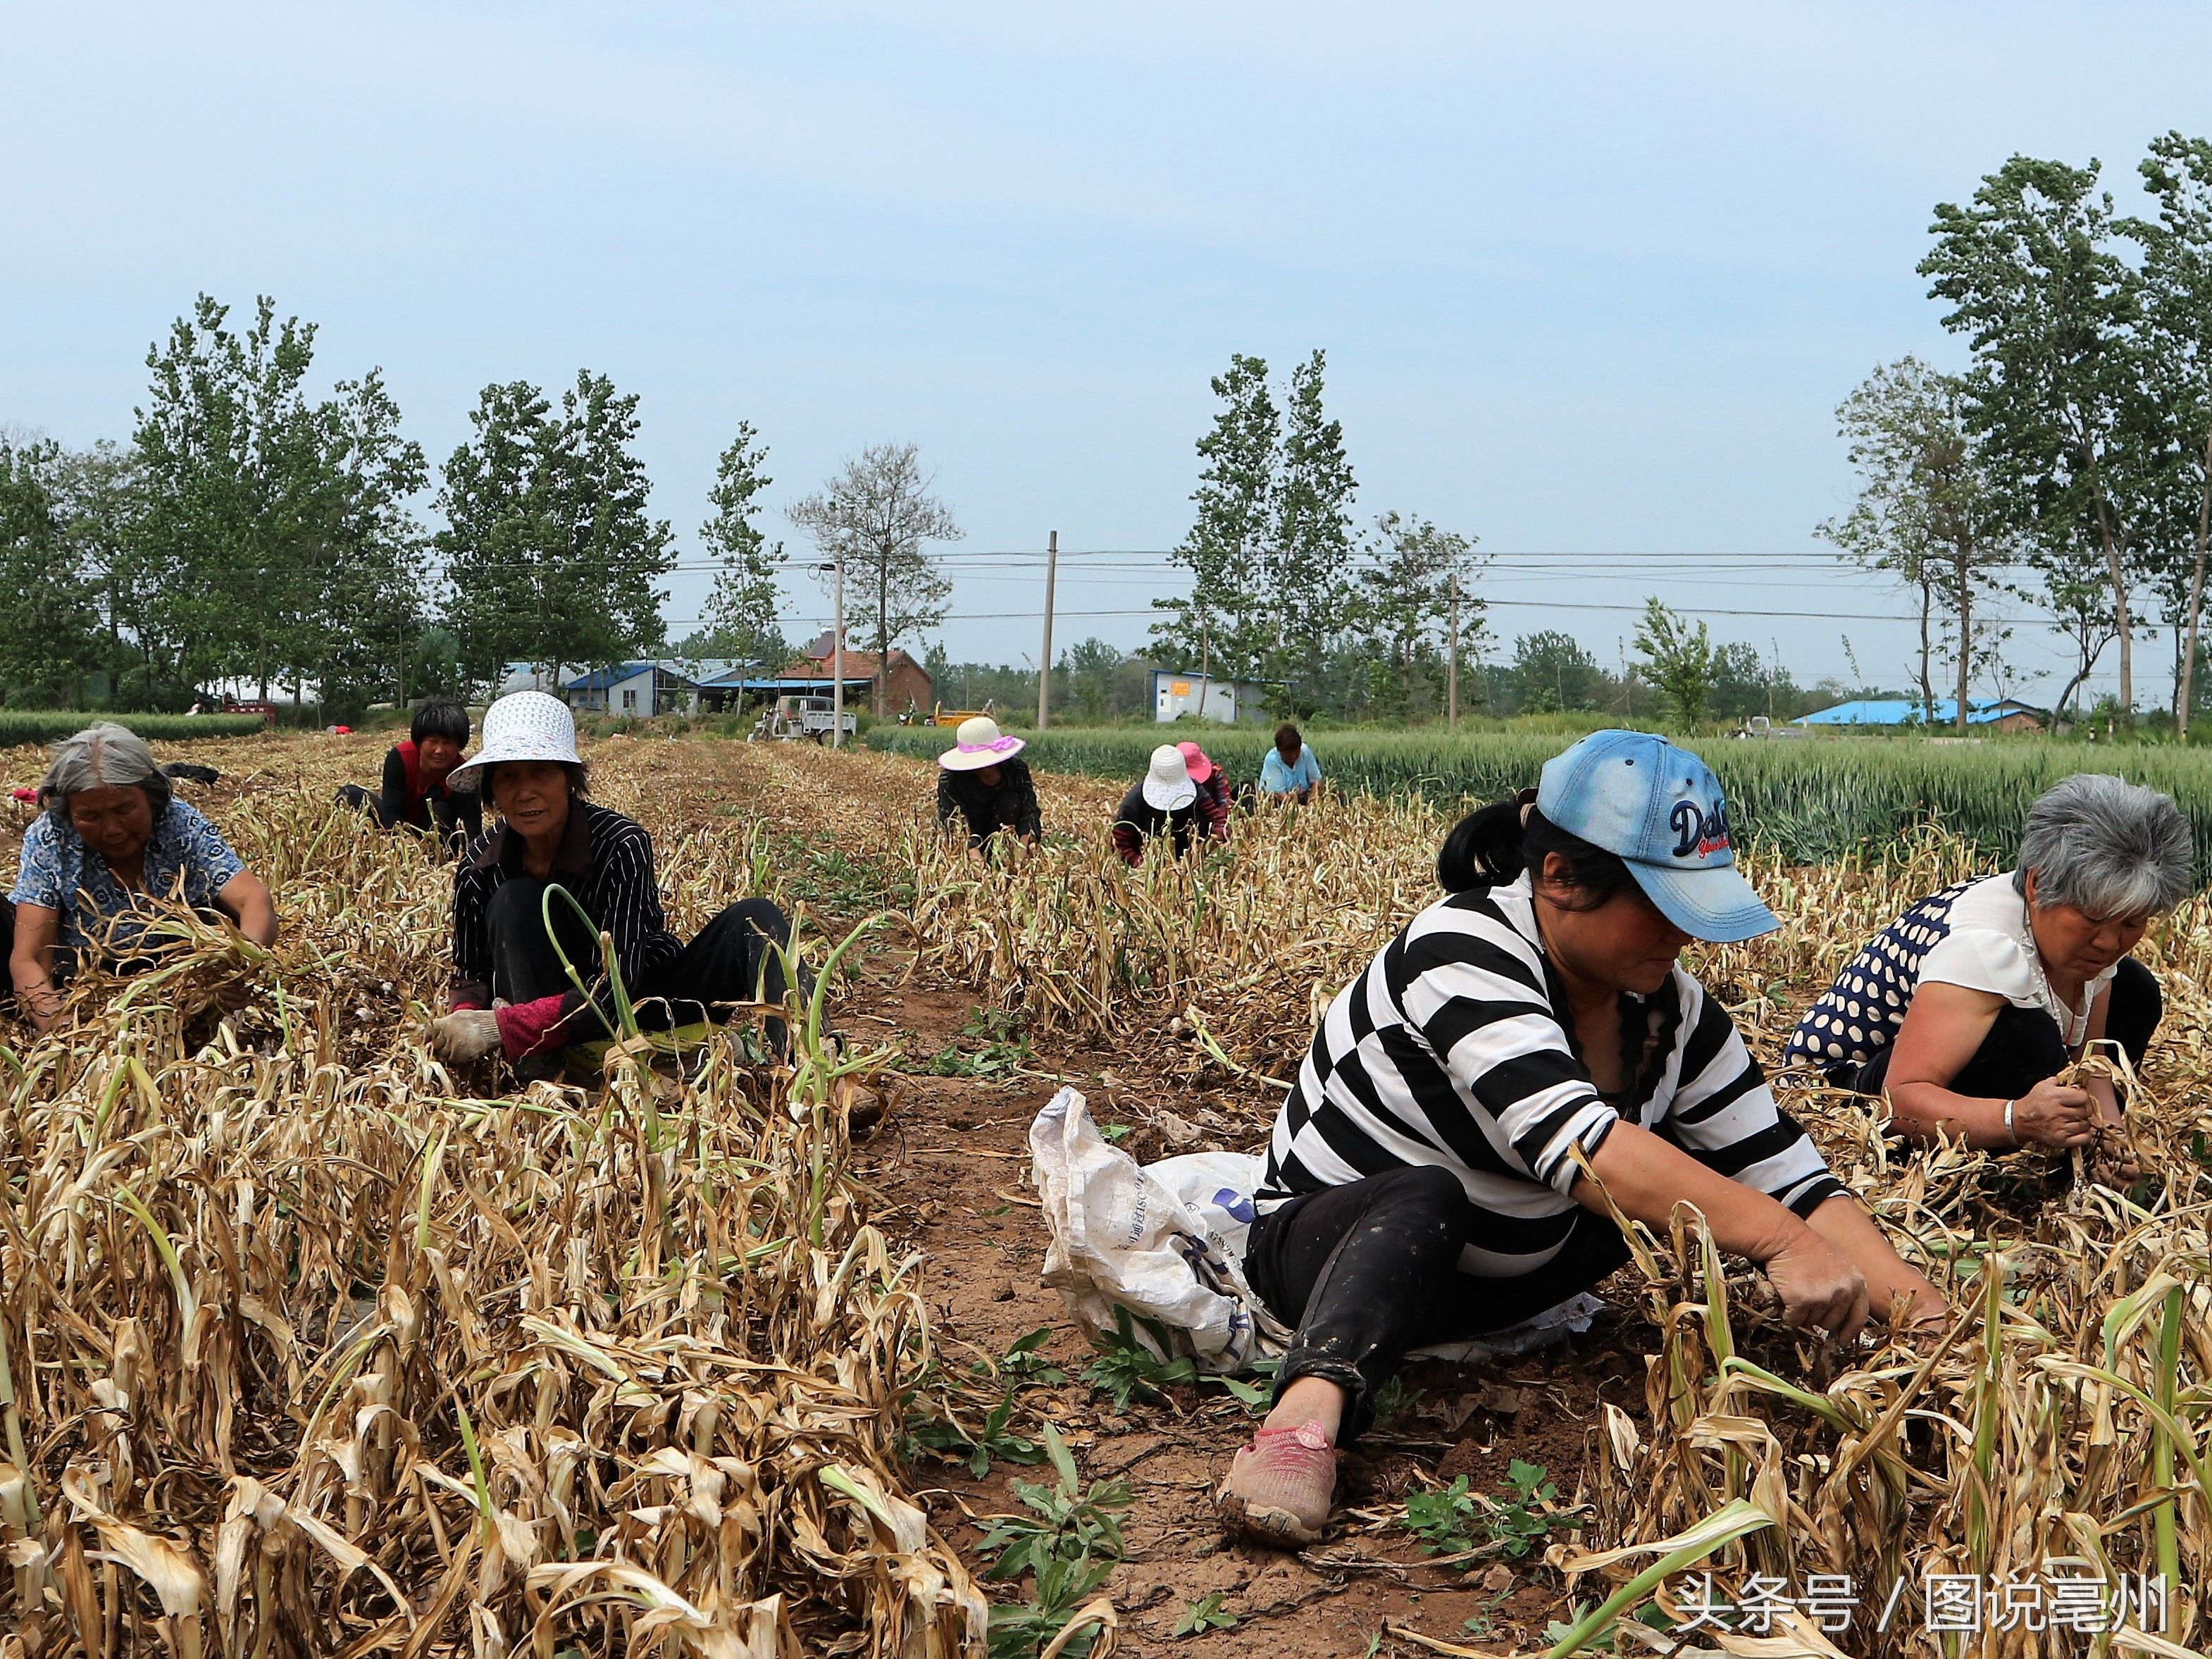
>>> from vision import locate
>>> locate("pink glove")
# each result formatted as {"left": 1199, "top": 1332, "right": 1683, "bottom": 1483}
{"left": 494, "top": 995, "right": 573, "bottom": 1060}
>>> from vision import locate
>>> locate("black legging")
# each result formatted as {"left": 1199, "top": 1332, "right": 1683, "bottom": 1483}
{"left": 1846, "top": 955, "right": 2161, "bottom": 1098}
{"left": 483, "top": 878, "right": 796, "bottom": 1049}
{"left": 1244, "top": 1165, "right": 1631, "bottom": 1441}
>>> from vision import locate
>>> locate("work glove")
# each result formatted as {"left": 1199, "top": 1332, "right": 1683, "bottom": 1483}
{"left": 428, "top": 1009, "right": 502, "bottom": 1065}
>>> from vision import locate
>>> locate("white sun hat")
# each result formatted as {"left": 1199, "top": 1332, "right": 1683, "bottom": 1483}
{"left": 938, "top": 715, "right": 1027, "bottom": 771}
{"left": 447, "top": 691, "right": 582, "bottom": 784}
{"left": 1141, "top": 742, "right": 1196, "bottom": 811}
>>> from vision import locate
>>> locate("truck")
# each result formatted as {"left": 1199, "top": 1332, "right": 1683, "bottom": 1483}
{"left": 749, "top": 695, "right": 857, "bottom": 744}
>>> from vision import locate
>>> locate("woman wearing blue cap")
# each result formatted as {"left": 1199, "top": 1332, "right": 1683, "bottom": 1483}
{"left": 1217, "top": 730, "right": 1944, "bottom": 1546}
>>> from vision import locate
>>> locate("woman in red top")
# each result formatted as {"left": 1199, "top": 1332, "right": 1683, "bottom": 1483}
{"left": 338, "top": 700, "right": 483, "bottom": 852}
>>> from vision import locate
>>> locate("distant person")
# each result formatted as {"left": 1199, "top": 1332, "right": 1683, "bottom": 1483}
{"left": 1784, "top": 774, "right": 2188, "bottom": 1179}
{"left": 1216, "top": 731, "right": 1942, "bottom": 1546}
{"left": 936, "top": 716, "right": 1042, "bottom": 855}
{"left": 1111, "top": 745, "right": 1218, "bottom": 866}
{"left": 1177, "top": 740, "right": 1233, "bottom": 839}
{"left": 336, "top": 700, "right": 483, "bottom": 852}
{"left": 6, "top": 723, "right": 278, "bottom": 1033}
{"left": 1260, "top": 723, "right": 1322, "bottom": 804}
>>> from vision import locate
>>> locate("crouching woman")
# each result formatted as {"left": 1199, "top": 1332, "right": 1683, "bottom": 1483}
{"left": 1218, "top": 731, "right": 1944, "bottom": 1546}
{"left": 6, "top": 723, "right": 278, "bottom": 1033}
{"left": 425, "top": 692, "right": 796, "bottom": 1071}
{"left": 1784, "top": 774, "right": 2188, "bottom": 1170}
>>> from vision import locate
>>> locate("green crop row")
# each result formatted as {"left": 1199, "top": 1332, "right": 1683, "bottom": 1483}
{"left": 0, "top": 712, "right": 268, "bottom": 749}
{"left": 869, "top": 724, "right": 2212, "bottom": 876}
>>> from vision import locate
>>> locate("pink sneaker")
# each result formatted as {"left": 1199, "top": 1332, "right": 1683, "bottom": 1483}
{"left": 1217, "top": 1422, "right": 1336, "bottom": 1546}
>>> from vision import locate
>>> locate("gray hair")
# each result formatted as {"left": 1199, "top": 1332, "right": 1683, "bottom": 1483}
{"left": 2013, "top": 773, "right": 2192, "bottom": 918}
{"left": 40, "top": 723, "right": 173, "bottom": 824}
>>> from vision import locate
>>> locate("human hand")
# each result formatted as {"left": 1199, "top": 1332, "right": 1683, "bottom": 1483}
{"left": 428, "top": 1009, "right": 502, "bottom": 1064}
{"left": 1762, "top": 1229, "right": 1872, "bottom": 1344}
{"left": 2009, "top": 1078, "right": 2097, "bottom": 1149}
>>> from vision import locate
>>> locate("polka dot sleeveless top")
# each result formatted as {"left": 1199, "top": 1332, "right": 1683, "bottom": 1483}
{"left": 1783, "top": 880, "right": 1973, "bottom": 1079}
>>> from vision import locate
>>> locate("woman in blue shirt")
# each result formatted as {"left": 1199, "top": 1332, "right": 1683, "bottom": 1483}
{"left": 1259, "top": 723, "right": 1322, "bottom": 804}
{"left": 6, "top": 724, "right": 277, "bottom": 1032}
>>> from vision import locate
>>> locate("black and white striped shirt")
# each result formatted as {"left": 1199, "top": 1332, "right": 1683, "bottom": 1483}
{"left": 449, "top": 802, "right": 681, "bottom": 1007}
{"left": 1259, "top": 874, "right": 1845, "bottom": 1275}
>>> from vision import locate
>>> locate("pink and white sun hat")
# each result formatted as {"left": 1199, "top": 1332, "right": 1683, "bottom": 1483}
{"left": 447, "top": 691, "right": 582, "bottom": 784}
{"left": 938, "top": 715, "right": 1026, "bottom": 772}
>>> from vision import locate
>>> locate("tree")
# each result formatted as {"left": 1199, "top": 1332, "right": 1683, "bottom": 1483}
{"left": 1269, "top": 351, "right": 1357, "bottom": 689}
{"left": 45, "top": 442, "right": 161, "bottom": 706}
{"left": 786, "top": 443, "right": 960, "bottom": 714}
{"left": 1921, "top": 157, "right": 2152, "bottom": 716}
{"left": 1152, "top": 354, "right": 1278, "bottom": 689}
{"left": 438, "top": 371, "right": 674, "bottom": 692}
{"left": 1350, "top": 511, "right": 1484, "bottom": 717}
{"left": 1510, "top": 630, "right": 1603, "bottom": 713}
{"left": 0, "top": 441, "right": 104, "bottom": 706}
{"left": 694, "top": 423, "right": 790, "bottom": 678}
{"left": 1819, "top": 357, "right": 2013, "bottom": 731}
{"left": 130, "top": 294, "right": 428, "bottom": 711}
{"left": 1059, "top": 636, "right": 1126, "bottom": 723}
{"left": 2125, "top": 133, "right": 2212, "bottom": 733}
{"left": 1633, "top": 597, "right": 1719, "bottom": 725}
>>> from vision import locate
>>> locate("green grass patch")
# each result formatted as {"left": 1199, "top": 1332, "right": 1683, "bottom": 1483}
{"left": 0, "top": 712, "right": 268, "bottom": 748}
{"left": 868, "top": 724, "right": 2212, "bottom": 878}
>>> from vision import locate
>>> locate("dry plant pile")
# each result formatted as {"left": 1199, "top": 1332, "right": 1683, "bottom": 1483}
{"left": 908, "top": 793, "right": 2212, "bottom": 1655}
{"left": 0, "top": 735, "right": 984, "bottom": 1658}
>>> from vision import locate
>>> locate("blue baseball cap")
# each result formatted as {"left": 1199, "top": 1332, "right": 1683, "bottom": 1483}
{"left": 1535, "top": 729, "right": 1777, "bottom": 943}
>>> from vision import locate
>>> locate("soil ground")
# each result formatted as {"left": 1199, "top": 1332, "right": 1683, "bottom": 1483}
{"left": 0, "top": 733, "right": 1665, "bottom": 1657}
{"left": 678, "top": 738, "right": 1661, "bottom": 1658}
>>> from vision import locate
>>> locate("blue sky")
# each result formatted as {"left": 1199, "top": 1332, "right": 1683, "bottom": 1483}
{"left": 8, "top": 2, "right": 2212, "bottom": 700}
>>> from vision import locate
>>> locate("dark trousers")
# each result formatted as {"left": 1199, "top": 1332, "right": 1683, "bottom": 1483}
{"left": 1244, "top": 1164, "right": 1630, "bottom": 1441}
{"left": 1848, "top": 956, "right": 2161, "bottom": 1098}
{"left": 483, "top": 878, "right": 795, "bottom": 1048}
{"left": 337, "top": 784, "right": 475, "bottom": 852}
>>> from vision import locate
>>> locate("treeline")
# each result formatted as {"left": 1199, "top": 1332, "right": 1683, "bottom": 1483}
{"left": 0, "top": 294, "right": 742, "bottom": 716}
{"left": 935, "top": 626, "right": 1853, "bottom": 728}
{"left": 1832, "top": 134, "right": 2212, "bottom": 731}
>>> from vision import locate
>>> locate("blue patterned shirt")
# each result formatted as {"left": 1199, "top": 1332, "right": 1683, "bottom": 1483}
{"left": 9, "top": 799, "right": 246, "bottom": 952}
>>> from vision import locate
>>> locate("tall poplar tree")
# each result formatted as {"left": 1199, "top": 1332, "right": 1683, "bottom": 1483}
{"left": 1920, "top": 157, "right": 2153, "bottom": 715}
{"left": 696, "top": 422, "right": 788, "bottom": 676}
{"left": 2126, "top": 132, "right": 2212, "bottom": 731}
{"left": 1819, "top": 357, "right": 2012, "bottom": 730}
{"left": 437, "top": 371, "right": 674, "bottom": 692}
{"left": 1269, "top": 350, "right": 1357, "bottom": 689}
{"left": 1152, "top": 354, "right": 1278, "bottom": 690}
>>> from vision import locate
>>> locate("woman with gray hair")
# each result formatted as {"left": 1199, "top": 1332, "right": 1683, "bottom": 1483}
{"left": 5, "top": 723, "right": 277, "bottom": 1033}
{"left": 1785, "top": 774, "right": 2190, "bottom": 1160}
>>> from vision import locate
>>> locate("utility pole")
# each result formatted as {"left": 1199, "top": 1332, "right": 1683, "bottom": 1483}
{"left": 831, "top": 555, "right": 846, "bottom": 750}
{"left": 1038, "top": 530, "right": 1058, "bottom": 730}
{"left": 1447, "top": 573, "right": 1460, "bottom": 731}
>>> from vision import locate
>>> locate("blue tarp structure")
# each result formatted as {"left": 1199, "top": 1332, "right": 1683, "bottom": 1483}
{"left": 1794, "top": 697, "right": 2040, "bottom": 728}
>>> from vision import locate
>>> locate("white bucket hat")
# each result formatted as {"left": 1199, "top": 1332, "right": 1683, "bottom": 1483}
{"left": 1141, "top": 743, "right": 1195, "bottom": 811}
{"left": 938, "top": 715, "right": 1027, "bottom": 772}
{"left": 447, "top": 691, "right": 581, "bottom": 785}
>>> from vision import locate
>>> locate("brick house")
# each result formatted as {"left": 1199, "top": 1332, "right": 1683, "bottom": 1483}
{"left": 772, "top": 631, "right": 934, "bottom": 714}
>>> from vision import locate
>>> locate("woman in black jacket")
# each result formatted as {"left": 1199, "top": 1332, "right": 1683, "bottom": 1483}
{"left": 936, "top": 716, "right": 1042, "bottom": 855}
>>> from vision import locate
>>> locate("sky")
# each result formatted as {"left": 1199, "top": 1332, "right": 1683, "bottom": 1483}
{"left": 7, "top": 1, "right": 2212, "bottom": 704}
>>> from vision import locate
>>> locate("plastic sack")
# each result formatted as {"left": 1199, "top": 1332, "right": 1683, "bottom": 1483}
{"left": 1030, "top": 1086, "right": 1289, "bottom": 1372}
{"left": 1031, "top": 1084, "right": 1607, "bottom": 1374}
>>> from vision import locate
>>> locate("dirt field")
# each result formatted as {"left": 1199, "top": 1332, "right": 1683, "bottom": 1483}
{"left": 581, "top": 736, "right": 1677, "bottom": 1656}
{"left": 11, "top": 729, "right": 2204, "bottom": 1657}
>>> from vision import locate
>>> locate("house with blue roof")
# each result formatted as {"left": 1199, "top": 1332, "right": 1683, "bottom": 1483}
{"left": 1795, "top": 696, "right": 2044, "bottom": 733}
{"left": 563, "top": 660, "right": 702, "bottom": 717}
